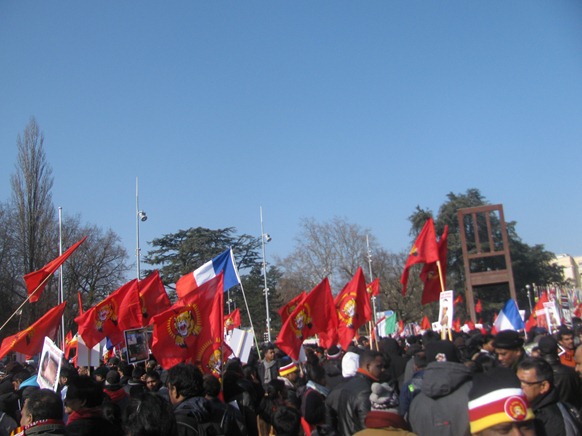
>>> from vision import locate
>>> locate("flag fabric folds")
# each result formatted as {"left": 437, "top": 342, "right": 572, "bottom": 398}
{"left": 224, "top": 308, "right": 241, "bottom": 332}
{"left": 0, "top": 302, "right": 67, "bottom": 360}
{"left": 176, "top": 248, "right": 240, "bottom": 299}
{"left": 475, "top": 299, "right": 483, "bottom": 314}
{"left": 138, "top": 270, "right": 171, "bottom": 323}
{"left": 334, "top": 267, "right": 372, "bottom": 350}
{"left": 75, "top": 279, "right": 142, "bottom": 349}
{"left": 401, "top": 219, "right": 439, "bottom": 295}
{"left": 420, "top": 225, "right": 448, "bottom": 305}
{"left": 494, "top": 299, "right": 525, "bottom": 331}
{"left": 278, "top": 292, "right": 306, "bottom": 325}
{"left": 151, "top": 274, "right": 225, "bottom": 372}
{"left": 23, "top": 236, "right": 87, "bottom": 303}
{"left": 420, "top": 315, "right": 431, "bottom": 330}
{"left": 276, "top": 277, "right": 338, "bottom": 360}
{"left": 525, "top": 292, "right": 548, "bottom": 332}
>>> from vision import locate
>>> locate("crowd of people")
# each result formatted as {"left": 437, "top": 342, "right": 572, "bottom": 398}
{"left": 1, "top": 322, "right": 582, "bottom": 436}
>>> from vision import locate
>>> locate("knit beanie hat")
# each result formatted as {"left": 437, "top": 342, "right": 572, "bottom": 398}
{"left": 278, "top": 357, "right": 298, "bottom": 377}
{"left": 370, "top": 382, "right": 399, "bottom": 411}
{"left": 468, "top": 367, "right": 534, "bottom": 434}
{"left": 341, "top": 351, "right": 360, "bottom": 378}
{"left": 425, "top": 340, "right": 459, "bottom": 363}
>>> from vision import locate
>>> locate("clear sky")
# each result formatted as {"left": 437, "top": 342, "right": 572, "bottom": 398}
{"left": 1, "top": 1, "right": 581, "bottom": 276}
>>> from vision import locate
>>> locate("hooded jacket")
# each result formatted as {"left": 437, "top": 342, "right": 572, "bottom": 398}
{"left": 408, "top": 361, "right": 472, "bottom": 436}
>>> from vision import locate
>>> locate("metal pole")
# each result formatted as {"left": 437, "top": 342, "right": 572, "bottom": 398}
{"left": 260, "top": 207, "right": 271, "bottom": 343}
{"left": 59, "top": 207, "right": 65, "bottom": 349}
{"left": 136, "top": 177, "right": 140, "bottom": 280}
{"left": 366, "top": 235, "right": 377, "bottom": 325}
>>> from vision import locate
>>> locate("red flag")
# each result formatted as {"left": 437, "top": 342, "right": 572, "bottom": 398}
{"left": 475, "top": 299, "right": 483, "bottom": 314}
{"left": 276, "top": 278, "right": 338, "bottom": 359}
{"left": 401, "top": 219, "right": 439, "bottom": 295}
{"left": 420, "top": 315, "right": 431, "bottom": 330}
{"left": 23, "top": 236, "right": 87, "bottom": 303}
{"left": 278, "top": 292, "right": 306, "bottom": 325}
{"left": 466, "top": 320, "right": 476, "bottom": 330}
{"left": 64, "top": 331, "right": 77, "bottom": 359}
{"left": 138, "top": 271, "right": 171, "bottom": 324}
{"left": 75, "top": 279, "right": 142, "bottom": 349}
{"left": 453, "top": 318, "right": 461, "bottom": 332}
{"left": 525, "top": 292, "right": 548, "bottom": 332}
{"left": 334, "top": 268, "right": 372, "bottom": 350}
{"left": 224, "top": 308, "right": 241, "bottom": 331}
{"left": 0, "top": 302, "right": 67, "bottom": 360}
{"left": 366, "top": 278, "right": 381, "bottom": 297}
{"left": 151, "top": 274, "right": 224, "bottom": 372}
{"left": 420, "top": 225, "right": 448, "bottom": 304}
{"left": 453, "top": 294, "right": 463, "bottom": 305}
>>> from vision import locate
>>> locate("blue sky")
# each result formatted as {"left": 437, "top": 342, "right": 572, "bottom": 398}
{"left": 1, "top": 1, "right": 581, "bottom": 276}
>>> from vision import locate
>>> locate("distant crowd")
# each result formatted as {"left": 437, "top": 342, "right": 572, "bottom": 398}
{"left": 1, "top": 322, "right": 582, "bottom": 436}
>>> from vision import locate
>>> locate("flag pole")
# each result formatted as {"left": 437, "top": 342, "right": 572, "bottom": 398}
{"left": 0, "top": 273, "right": 55, "bottom": 333}
{"left": 58, "top": 207, "right": 65, "bottom": 350}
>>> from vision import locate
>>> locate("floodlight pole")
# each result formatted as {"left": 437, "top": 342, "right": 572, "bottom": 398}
{"left": 260, "top": 207, "right": 271, "bottom": 343}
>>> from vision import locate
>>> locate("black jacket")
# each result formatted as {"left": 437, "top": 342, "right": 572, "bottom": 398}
{"left": 541, "top": 353, "right": 582, "bottom": 410}
{"left": 325, "top": 371, "right": 374, "bottom": 436}
{"left": 530, "top": 387, "right": 570, "bottom": 436}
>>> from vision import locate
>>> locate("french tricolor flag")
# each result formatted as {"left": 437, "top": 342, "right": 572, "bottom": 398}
{"left": 176, "top": 248, "right": 241, "bottom": 299}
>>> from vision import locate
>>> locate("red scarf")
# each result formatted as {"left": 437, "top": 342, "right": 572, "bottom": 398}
{"left": 66, "top": 407, "right": 103, "bottom": 425}
{"left": 356, "top": 368, "right": 379, "bottom": 382}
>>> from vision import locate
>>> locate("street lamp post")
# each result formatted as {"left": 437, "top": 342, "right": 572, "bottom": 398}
{"left": 136, "top": 177, "right": 147, "bottom": 279}
{"left": 260, "top": 207, "right": 272, "bottom": 343}
{"left": 525, "top": 284, "right": 533, "bottom": 315}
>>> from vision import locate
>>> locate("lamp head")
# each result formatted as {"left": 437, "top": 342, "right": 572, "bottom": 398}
{"left": 264, "top": 234, "right": 271, "bottom": 243}
{"left": 139, "top": 211, "right": 148, "bottom": 222}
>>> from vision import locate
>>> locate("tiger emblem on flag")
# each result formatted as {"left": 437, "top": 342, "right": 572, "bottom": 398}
{"left": 291, "top": 306, "right": 313, "bottom": 339}
{"left": 167, "top": 306, "right": 202, "bottom": 348}
{"left": 338, "top": 296, "right": 357, "bottom": 328}
{"left": 95, "top": 302, "right": 118, "bottom": 332}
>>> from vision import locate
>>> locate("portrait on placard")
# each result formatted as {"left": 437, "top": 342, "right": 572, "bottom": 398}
{"left": 438, "top": 291, "right": 453, "bottom": 329}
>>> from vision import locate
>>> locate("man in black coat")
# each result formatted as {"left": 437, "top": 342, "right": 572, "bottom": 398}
{"left": 325, "top": 349, "right": 385, "bottom": 435}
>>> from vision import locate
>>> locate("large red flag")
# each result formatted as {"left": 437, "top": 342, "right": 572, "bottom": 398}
{"left": 419, "top": 225, "right": 448, "bottom": 305}
{"left": 366, "top": 278, "right": 381, "bottom": 297}
{"left": 0, "top": 302, "right": 67, "bottom": 360}
{"left": 334, "top": 268, "right": 372, "bottom": 350}
{"left": 276, "top": 278, "right": 338, "bottom": 360}
{"left": 23, "top": 236, "right": 87, "bottom": 303}
{"left": 401, "top": 218, "right": 439, "bottom": 295}
{"left": 75, "top": 279, "right": 142, "bottom": 348}
{"left": 224, "top": 308, "right": 241, "bottom": 332}
{"left": 151, "top": 274, "right": 224, "bottom": 372}
{"left": 278, "top": 292, "right": 306, "bottom": 325}
{"left": 138, "top": 270, "right": 171, "bottom": 324}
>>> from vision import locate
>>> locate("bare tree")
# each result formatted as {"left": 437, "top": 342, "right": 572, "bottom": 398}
{"left": 277, "top": 217, "right": 377, "bottom": 296}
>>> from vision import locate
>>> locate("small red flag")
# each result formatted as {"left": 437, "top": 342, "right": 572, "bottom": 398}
{"left": 454, "top": 294, "right": 463, "bottom": 305}
{"left": 151, "top": 274, "right": 224, "bottom": 372}
{"left": 420, "top": 315, "right": 431, "bottom": 330}
{"left": 475, "top": 299, "right": 483, "bottom": 314}
{"left": 401, "top": 219, "right": 439, "bottom": 295}
{"left": 366, "top": 278, "right": 381, "bottom": 297}
{"left": 138, "top": 270, "right": 171, "bottom": 324}
{"left": 278, "top": 292, "right": 306, "bottom": 325}
{"left": 334, "top": 268, "right": 372, "bottom": 350}
{"left": 75, "top": 279, "right": 142, "bottom": 349}
{"left": 0, "top": 302, "right": 67, "bottom": 360}
{"left": 224, "top": 308, "right": 241, "bottom": 331}
{"left": 23, "top": 236, "right": 87, "bottom": 303}
{"left": 64, "top": 331, "right": 78, "bottom": 359}
{"left": 420, "top": 225, "right": 448, "bottom": 305}
{"left": 453, "top": 318, "right": 461, "bottom": 332}
{"left": 525, "top": 292, "right": 548, "bottom": 332}
{"left": 276, "top": 278, "right": 337, "bottom": 359}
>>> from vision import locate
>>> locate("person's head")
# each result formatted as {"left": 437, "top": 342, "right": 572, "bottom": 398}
{"left": 342, "top": 351, "right": 360, "bottom": 378}
{"left": 132, "top": 366, "right": 146, "bottom": 382}
{"left": 359, "top": 350, "right": 385, "bottom": 380}
{"left": 575, "top": 345, "right": 582, "bottom": 379}
{"left": 263, "top": 344, "right": 276, "bottom": 362}
{"left": 482, "top": 334, "right": 495, "bottom": 353}
{"left": 278, "top": 358, "right": 299, "bottom": 384}
{"left": 144, "top": 371, "right": 161, "bottom": 392}
{"left": 468, "top": 366, "right": 535, "bottom": 436}
{"left": 202, "top": 374, "right": 221, "bottom": 399}
{"left": 65, "top": 375, "right": 103, "bottom": 413}
{"left": 537, "top": 335, "right": 559, "bottom": 357}
{"left": 272, "top": 405, "right": 301, "bottom": 435}
{"left": 59, "top": 366, "right": 78, "bottom": 387}
{"left": 92, "top": 366, "right": 109, "bottom": 383}
{"left": 20, "top": 388, "right": 64, "bottom": 426}
{"left": 105, "top": 370, "right": 121, "bottom": 387}
{"left": 425, "top": 340, "right": 460, "bottom": 363}
{"left": 358, "top": 336, "right": 370, "bottom": 348}
{"left": 557, "top": 327, "right": 575, "bottom": 351}
{"left": 122, "top": 392, "right": 177, "bottom": 436}
{"left": 493, "top": 330, "right": 524, "bottom": 369}
{"left": 306, "top": 363, "right": 326, "bottom": 386}
{"left": 166, "top": 363, "right": 203, "bottom": 405}
{"left": 517, "top": 357, "right": 553, "bottom": 403}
